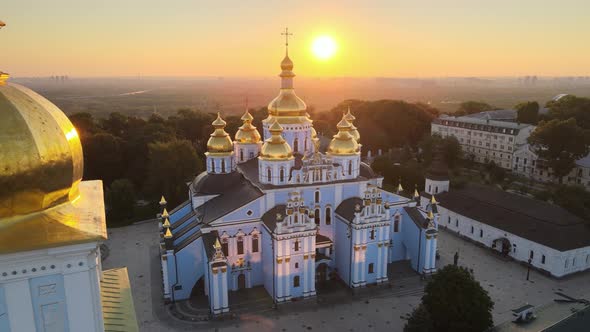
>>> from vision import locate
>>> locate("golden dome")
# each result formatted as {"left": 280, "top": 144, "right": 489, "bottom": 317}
{"left": 267, "top": 54, "right": 307, "bottom": 117}
{"left": 344, "top": 107, "right": 360, "bottom": 142}
{"left": 234, "top": 110, "right": 261, "bottom": 144}
{"left": 327, "top": 117, "right": 359, "bottom": 156}
{"left": 260, "top": 120, "right": 293, "bottom": 161}
{"left": 206, "top": 113, "right": 233, "bottom": 155}
{"left": 311, "top": 127, "right": 318, "bottom": 139}
{"left": 0, "top": 81, "right": 83, "bottom": 218}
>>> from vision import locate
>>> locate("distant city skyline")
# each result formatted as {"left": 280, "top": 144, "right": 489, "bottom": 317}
{"left": 2, "top": 0, "right": 590, "bottom": 77}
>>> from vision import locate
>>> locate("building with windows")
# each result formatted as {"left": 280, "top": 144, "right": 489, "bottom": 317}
{"left": 431, "top": 115, "right": 535, "bottom": 169}
{"left": 159, "top": 42, "right": 439, "bottom": 315}
{"left": 512, "top": 144, "right": 590, "bottom": 190}
{"left": 420, "top": 174, "right": 590, "bottom": 278}
{"left": 0, "top": 74, "right": 138, "bottom": 331}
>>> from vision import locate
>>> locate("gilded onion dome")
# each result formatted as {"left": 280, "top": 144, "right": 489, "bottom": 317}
{"left": 235, "top": 109, "right": 261, "bottom": 144}
{"left": 344, "top": 106, "right": 360, "bottom": 142}
{"left": 267, "top": 54, "right": 307, "bottom": 117}
{"left": 327, "top": 116, "right": 359, "bottom": 156}
{"left": 206, "top": 113, "right": 233, "bottom": 155}
{"left": 260, "top": 120, "right": 293, "bottom": 160}
{"left": 0, "top": 78, "right": 83, "bottom": 218}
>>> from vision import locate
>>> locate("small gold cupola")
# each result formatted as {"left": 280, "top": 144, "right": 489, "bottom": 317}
{"left": 235, "top": 109, "right": 261, "bottom": 144}
{"left": 327, "top": 115, "right": 359, "bottom": 156}
{"left": 206, "top": 112, "right": 233, "bottom": 155}
{"left": 344, "top": 106, "right": 360, "bottom": 142}
{"left": 260, "top": 119, "right": 293, "bottom": 160}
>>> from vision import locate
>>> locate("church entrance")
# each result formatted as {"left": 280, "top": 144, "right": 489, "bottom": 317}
{"left": 316, "top": 263, "right": 328, "bottom": 285}
{"left": 237, "top": 273, "right": 246, "bottom": 290}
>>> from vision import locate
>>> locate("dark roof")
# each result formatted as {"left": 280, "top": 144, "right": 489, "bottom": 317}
{"left": 423, "top": 185, "right": 590, "bottom": 251}
{"left": 335, "top": 197, "right": 363, "bottom": 223}
{"left": 192, "top": 171, "right": 264, "bottom": 225}
{"left": 403, "top": 206, "right": 429, "bottom": 229}
{"left": 261, "top": 205, "right": 286, "bottom": 231}
{"left": 316, "top": 233, "right": 332, "bottom": 245}
{"left": 201, "top": 231, "right": 220, "bottom": 260}
{"left": 237, "top": 158, "right": 381, "bottom": 191}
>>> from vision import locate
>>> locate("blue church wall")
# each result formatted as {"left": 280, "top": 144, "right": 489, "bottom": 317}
{"left": 0, "top": 286, "right": 10, "bottom": 332}
{"left": 334, "top": 216, "right": 352, "bottom": 286}
{"left": 399, "top": 209, "right": 427, "bottom": 273}
{"left": 261, "top": 227, "right": 275, "bottom": 298}
{"left": 389, "top": 208, "right": 407, "bottom": 262}
{"left": 172, "top": 237, "right": 207, "bottom": 301}
{"left": 364, "top": 243, "right": 379, "bottom": 284}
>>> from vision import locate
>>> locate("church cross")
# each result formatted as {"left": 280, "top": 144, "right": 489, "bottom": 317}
{"left": 281, "top": 27, "right": 293, "bottom": 48}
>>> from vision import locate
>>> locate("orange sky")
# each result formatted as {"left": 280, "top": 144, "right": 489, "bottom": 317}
{"left": 2, "top": 0, "right": 590, "bottom": 77}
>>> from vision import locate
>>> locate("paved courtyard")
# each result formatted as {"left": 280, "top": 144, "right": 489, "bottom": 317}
{"left": 102, "top": 221, "right": 590, "bottom": 331}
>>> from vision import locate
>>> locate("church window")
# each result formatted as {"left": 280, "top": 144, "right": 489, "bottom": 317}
{"left": 529, "top": 250, "right": 534, "bottom": 260}
{"left": 267, "top": 168, "right": 272, "bottom": 181}
{"left": 211, "top": 159, "right": 216, "bottom": 173}
{"left": 394, "top": 218, "right": 400, "bottom": 233}
{"left": 325, "top": 207, "right": 331, "bottom": 225}
{"left": 294, "top": 213, "right": 299, "bottom": 223}
{"left": 252, "top": 236, "right": 259, "bottom": 253}
{"left": 295, "top": 262, "right": 299, "bottom": 269}
{"left": 221, "top": 159, "right": 226, "bottom": 172}
{"left": 294, "top": 138, "right": 299, "bottom": 152}
{"left": 435, "top": 187, "right": 439, "bottom": 194}
{"left": 221, "top": 240, "right": 229, "bottom": 257}
{"left": 348, "top": 161, "right": 352, "bottom": 175}
{"left": 249, "top": 151, "right": 254, "bottom": 159}
{"left": 237, "top": 238, "right": 244, "bottom": 255}
{"left": 479, "top": 229, "right": 483, "bottom": 238}
{"left": 314, "top": 209, "right": 320, "bottom": 226}
{"left": 368, "top": 263, "right": 374, "bottom": 274}
{"left": 455, "top": 219, "right": 458, "bottom": 227}
{"left": 304, "top": 137, "right": 308, "bottom": 152}
{"left": 428, "top": 185, "right": 432, "bottom": 192}
{"left": 573, "top": 257, "right": 576, "bottom": 266}
{"left": 293, "top": 276, "right": 300, "bottom": 287}
{"left": 315, "top": 191, "right": 320, "bottom": 203}
{"left": 240, "top": 149, "right": 244, "bottom": 161}
{"left": 370, "top": 229, "right": 375, "bottom": 240}
{"left": 448, "top": 216, "right": 451, "bottom": 224}
{"left": 280, "top": 168, "right": 285, "bottom": 182}
{"left": 294, "top": 240, "right": 300, "bottom": 252}
{"left": 541, "top": 255, "right": 546, "bottom": 264}
{"left": 470, "top": 226, "right": 474, "bottom": 234}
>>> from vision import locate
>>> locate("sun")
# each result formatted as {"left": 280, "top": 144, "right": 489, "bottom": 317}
{"left": 312, "top": 36, "right": 337, "bottom": 60}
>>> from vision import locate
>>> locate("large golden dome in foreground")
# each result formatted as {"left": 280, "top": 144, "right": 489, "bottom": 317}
{"left": 0, "top": 80, "right": 83, "bottom": 218}
{"left": 260, "top": 120, "right": 293, "bottom": 161}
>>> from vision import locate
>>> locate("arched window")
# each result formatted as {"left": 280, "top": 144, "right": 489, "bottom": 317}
{"left": 221, "top": 159, "right": 226, "bottom": 172}
{"left": 315, "top": 191, "right": 320, "bottom": 203}
{"left": 240, "top": 149, "right": 244, "bottom": 161}
{"left": 394, "top": 217, "right": 400, "bottom": 232}
{"left": 293, "top": 276, "right": 300, "bottom": 287}
{"left": 237, "top": 237, "right": 244, "bottom": 255}
{"left": 325, "top": 207, "right": 331, "bottom": 225}
{"left": 211, "top": 159, "right": 216, "bottom": 173}
{"left": 267, "top": 168, "right": 272, "bottom": 182}
{"left": 348, "top": 161, "right": 352, "bottom": 175}
{"left": 280, "top": 168, "right": 285, "bottom": 182}
{"left": 314, "top": 209, "right": 320, "bottom": 226}
{"left": 293, "top": 138, "right": 299, "bottom": 152}
{"left": 294, "top": 213, "right": 298, "bottom": 224}
{"left": 368, "top": 263, "right": 374, "bottom": 274}
{"left": 304, "top": 137, "right": 308, "bottom": 152}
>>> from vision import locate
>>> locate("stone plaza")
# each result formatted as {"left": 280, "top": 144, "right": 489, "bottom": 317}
{"left": 103, "top": 220, "right": 590, "bottom": 331}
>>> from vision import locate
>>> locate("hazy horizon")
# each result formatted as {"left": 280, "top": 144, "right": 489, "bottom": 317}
{"left": 2, "top": 0, "right": 590, "bottom": 78}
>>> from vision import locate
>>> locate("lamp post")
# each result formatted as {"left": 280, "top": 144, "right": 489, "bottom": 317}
{"left": 526, "top": 258, "right": 532, "bottom": 281}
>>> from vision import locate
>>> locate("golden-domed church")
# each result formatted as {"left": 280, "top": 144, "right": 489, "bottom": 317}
{"left": 160, "top": 35, "right": 439, "bottom": 315}
{"left": 0, "top": 73, "right": 138, "bottom": 330}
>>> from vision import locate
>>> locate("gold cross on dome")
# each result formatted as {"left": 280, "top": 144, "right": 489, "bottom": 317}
{"left": 281, "top": 27, "right": 293, "bottom": 48}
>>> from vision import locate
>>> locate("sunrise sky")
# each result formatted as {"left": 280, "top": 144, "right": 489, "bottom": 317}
{"left": 2, "top": 0, "right": 589, "bottom": 77}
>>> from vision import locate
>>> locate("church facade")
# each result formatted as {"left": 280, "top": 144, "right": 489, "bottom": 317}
{"left": 159, "top": 45, "right": 439, "bottom": 315}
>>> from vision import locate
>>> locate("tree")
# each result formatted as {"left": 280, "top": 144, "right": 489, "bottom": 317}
{"left": 528, "top": 118, "right": 589, "bottom": 182}
{"left": 515, "top": 101, "right": 539, "bottom": 124}
{"left": 455, "top": 101, "right": 494, "bottom": 116}
{"left": 405, "top": 265, "right": 494, "bottom": 332}
{"left": 145, "top": 140, "right": 202, "bottom": 207}
{"left": 546, "top": 95, "right": 590, "bottom": 129}
{"left": 106, "top": 179, "right": 136, "bottom": 225}
{"left": 418, "top": 134, "right": 462, "bottom": 169}
{"left": 83, "top": 133, "right": 125, "bottom": 185}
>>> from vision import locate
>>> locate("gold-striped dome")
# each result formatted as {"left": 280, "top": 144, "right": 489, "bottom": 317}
{"left": 267, "top": 54, "right": 307, "bottom": 117}
{"left": 206, "top": 113, "right": 233, "bottom": 154}
{"left": 344, "top": 107, "right": 360, "bottom": 142}
{"left": 260, "top": 120, "right": 293, "bottom": 161}
{"left": 327, "top": 116, "right": 359, "bottom": 156}
{"left": 234, "top": 110, "right": 261, "bottom": 144}
{"left": 0, "top": 79, "right": 83, "bottom": 218}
